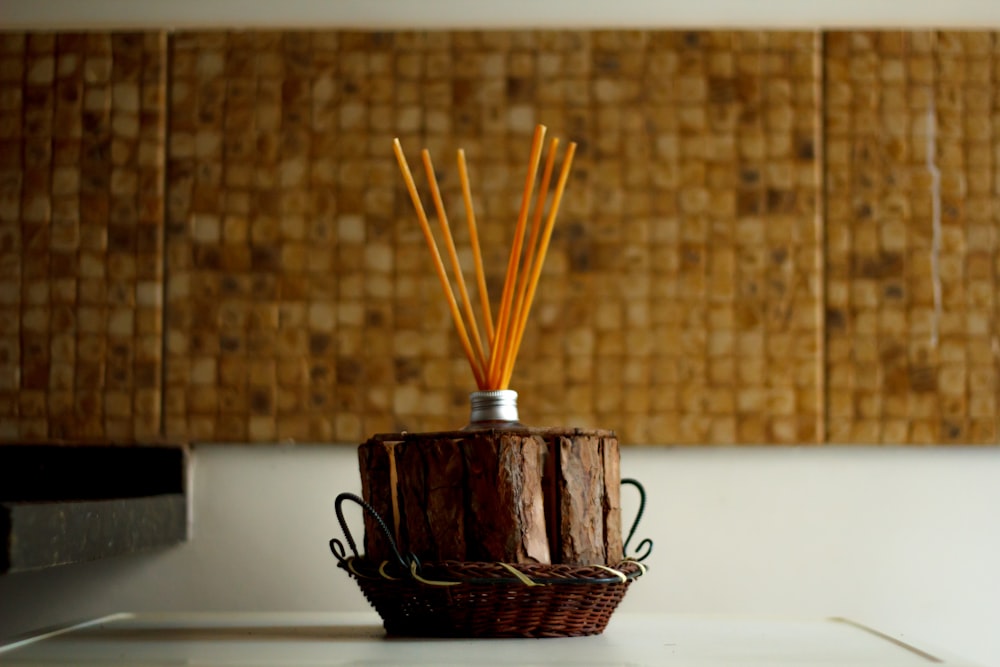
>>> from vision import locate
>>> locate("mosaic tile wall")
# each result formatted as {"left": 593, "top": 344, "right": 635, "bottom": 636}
{"left": 163, "top": 30, "right": 823, "bottom": 444}
{"left": 0, "top": 29, "right": 997, "bottom": 445}
{"left": 0, "top": 32, "right": 166, "bottom": 442}
{"left": 825, "top": 31, "right": 1000, "bottom": 444}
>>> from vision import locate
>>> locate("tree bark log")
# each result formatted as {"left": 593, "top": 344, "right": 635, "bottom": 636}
{"left": 358, "top": 427, "right": 620, "bottom": 566}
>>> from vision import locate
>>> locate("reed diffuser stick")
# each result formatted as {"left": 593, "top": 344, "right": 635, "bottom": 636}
{"left": 392, "top": 138, "right": 486, "bottom": 388}
{"left": 421, "top": 149, "right": 489, "bottom": 372}
{"left": 500, "top": 137, "right": 560, "bottom": 387}
{"left": 457, "top": 149, "right": 495, "bottom": 344}
{"left": 488, "top": 124, "right": 547, "bottom": 388}
{"left": 502, "top": 141, "right": 577, "bottom": 389}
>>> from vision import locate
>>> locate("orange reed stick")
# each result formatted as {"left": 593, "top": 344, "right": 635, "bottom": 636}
{"left": 499, "top": 137, "right": 559, "bottom": 387}
{"left": 421, "top": 149, "right": 488, "bottom": 373}
{"left": 502, "top": 141, "right": 577, "bottom": 389}
{"left": 392, "top": 138, "right": 485, "bottom": 389}
{"left": 457, "top": 149, "right": 494, "bottom": 345}
{"left": 488, "top": 124, "right": 546, "bottom": 388}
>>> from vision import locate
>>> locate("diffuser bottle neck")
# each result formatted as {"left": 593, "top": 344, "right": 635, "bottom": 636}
{"left": 462, "top": 390, "right": 526, "bottom": 431}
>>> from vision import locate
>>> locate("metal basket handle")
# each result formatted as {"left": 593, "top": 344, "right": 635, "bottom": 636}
{"left": 329, "top": 492, "right": 412, "bottom": 570}
{"left": 621, "top": 478, "right": 653, "bottom": 562}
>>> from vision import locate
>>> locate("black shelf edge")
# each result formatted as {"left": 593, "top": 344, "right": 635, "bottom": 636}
{"left": 0, "top": 444, "right": 186, "bottom": 502}
{"left": 0, "top": 443, "right": 189, "bottom": 574}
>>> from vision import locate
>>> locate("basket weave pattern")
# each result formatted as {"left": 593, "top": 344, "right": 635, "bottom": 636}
{"left": 339, "top": 559, "right": 644, "bottom": 638}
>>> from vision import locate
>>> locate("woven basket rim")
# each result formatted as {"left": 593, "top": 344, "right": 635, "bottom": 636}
{"left": 339, "top": 555, "right": 646, "bottom": 588}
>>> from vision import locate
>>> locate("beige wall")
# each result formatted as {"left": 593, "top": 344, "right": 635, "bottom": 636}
{"left": 3, "top": 0, "right": 1000, "bottom": 30}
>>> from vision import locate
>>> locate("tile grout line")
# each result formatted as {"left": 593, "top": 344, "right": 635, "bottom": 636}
{"left": 815, "top": 29, "right": 828, "bottom": 445}
{"left": 157, "top": 30, "right": 172, "bottom": 441}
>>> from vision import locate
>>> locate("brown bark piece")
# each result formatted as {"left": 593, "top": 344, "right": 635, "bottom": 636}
{"left": 357, "top": 438, "right": 397, "bottom": 562}
{"left": 459, "top": 432, "right": 550, "bottom": 563}
{"left": 393, "top": 438, "right": 425, "bottom": 559}
{"left": 601, "top": 436, "right": 623, "bottom": 563}
{"left": 461, "top": 433, "right": 511, "bottom": 562}
{"left": 424, "top": 437, "right": 468, "bottom": 560}
{"left": 542, "top": 435, "right": 560, "bottom": 561}
{"left": 395, "top": 437, "right": 467, "bottom": 561}
{"left": 501, "top": 433, "right": 550, "bottom": 564}
{"left": 558, "top": 433, "right": 606, "bottom": 565}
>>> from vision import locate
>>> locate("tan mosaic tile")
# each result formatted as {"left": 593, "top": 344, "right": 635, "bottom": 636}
{"left": 164, "top": 30, "right": 823, "bottom": 444}
{"left": 824, "top": 31, "right": 1000, "bottom": 444}
{"left": 0, "top": 31, "right": 166, "bottom": 443}
{"left": 11, "top": 28, "right": 998, "bottom": 446}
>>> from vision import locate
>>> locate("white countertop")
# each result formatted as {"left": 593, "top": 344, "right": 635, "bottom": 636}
{"left": 0, "top": 612, "right": 980, "bottom": 666}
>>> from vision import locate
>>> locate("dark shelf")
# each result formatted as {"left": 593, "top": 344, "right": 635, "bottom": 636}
{"left": 0, "top": 444, "right": 188, "bottom": 574}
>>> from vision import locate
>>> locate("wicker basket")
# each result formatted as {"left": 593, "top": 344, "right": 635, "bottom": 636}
{"left": 329, "top": 490, "right": 651, "bottom": 638}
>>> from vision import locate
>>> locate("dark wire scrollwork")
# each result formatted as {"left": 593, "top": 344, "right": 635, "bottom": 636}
{"left": 621, "top": 478, "right": 653, "bottom": 562}
{"left": 329, "top": 492, "right": 413, "bottom": 571}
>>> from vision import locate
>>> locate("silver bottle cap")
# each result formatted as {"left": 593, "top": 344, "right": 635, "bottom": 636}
{"left": 466, "top": 389, "right": 522, "bottom": 428}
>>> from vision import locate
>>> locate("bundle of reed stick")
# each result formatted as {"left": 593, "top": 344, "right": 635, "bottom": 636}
{"left": 393, "top": 124, "right": 577, "bottom": 391}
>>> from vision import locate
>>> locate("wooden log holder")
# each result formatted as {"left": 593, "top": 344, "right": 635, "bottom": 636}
{"left": 358, "top": 427, "right": 622, "bottom": 567}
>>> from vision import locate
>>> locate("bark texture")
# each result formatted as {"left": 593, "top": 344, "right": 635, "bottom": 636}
{"left": 358, "top": 428, "right": 621, "bottom": 566}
